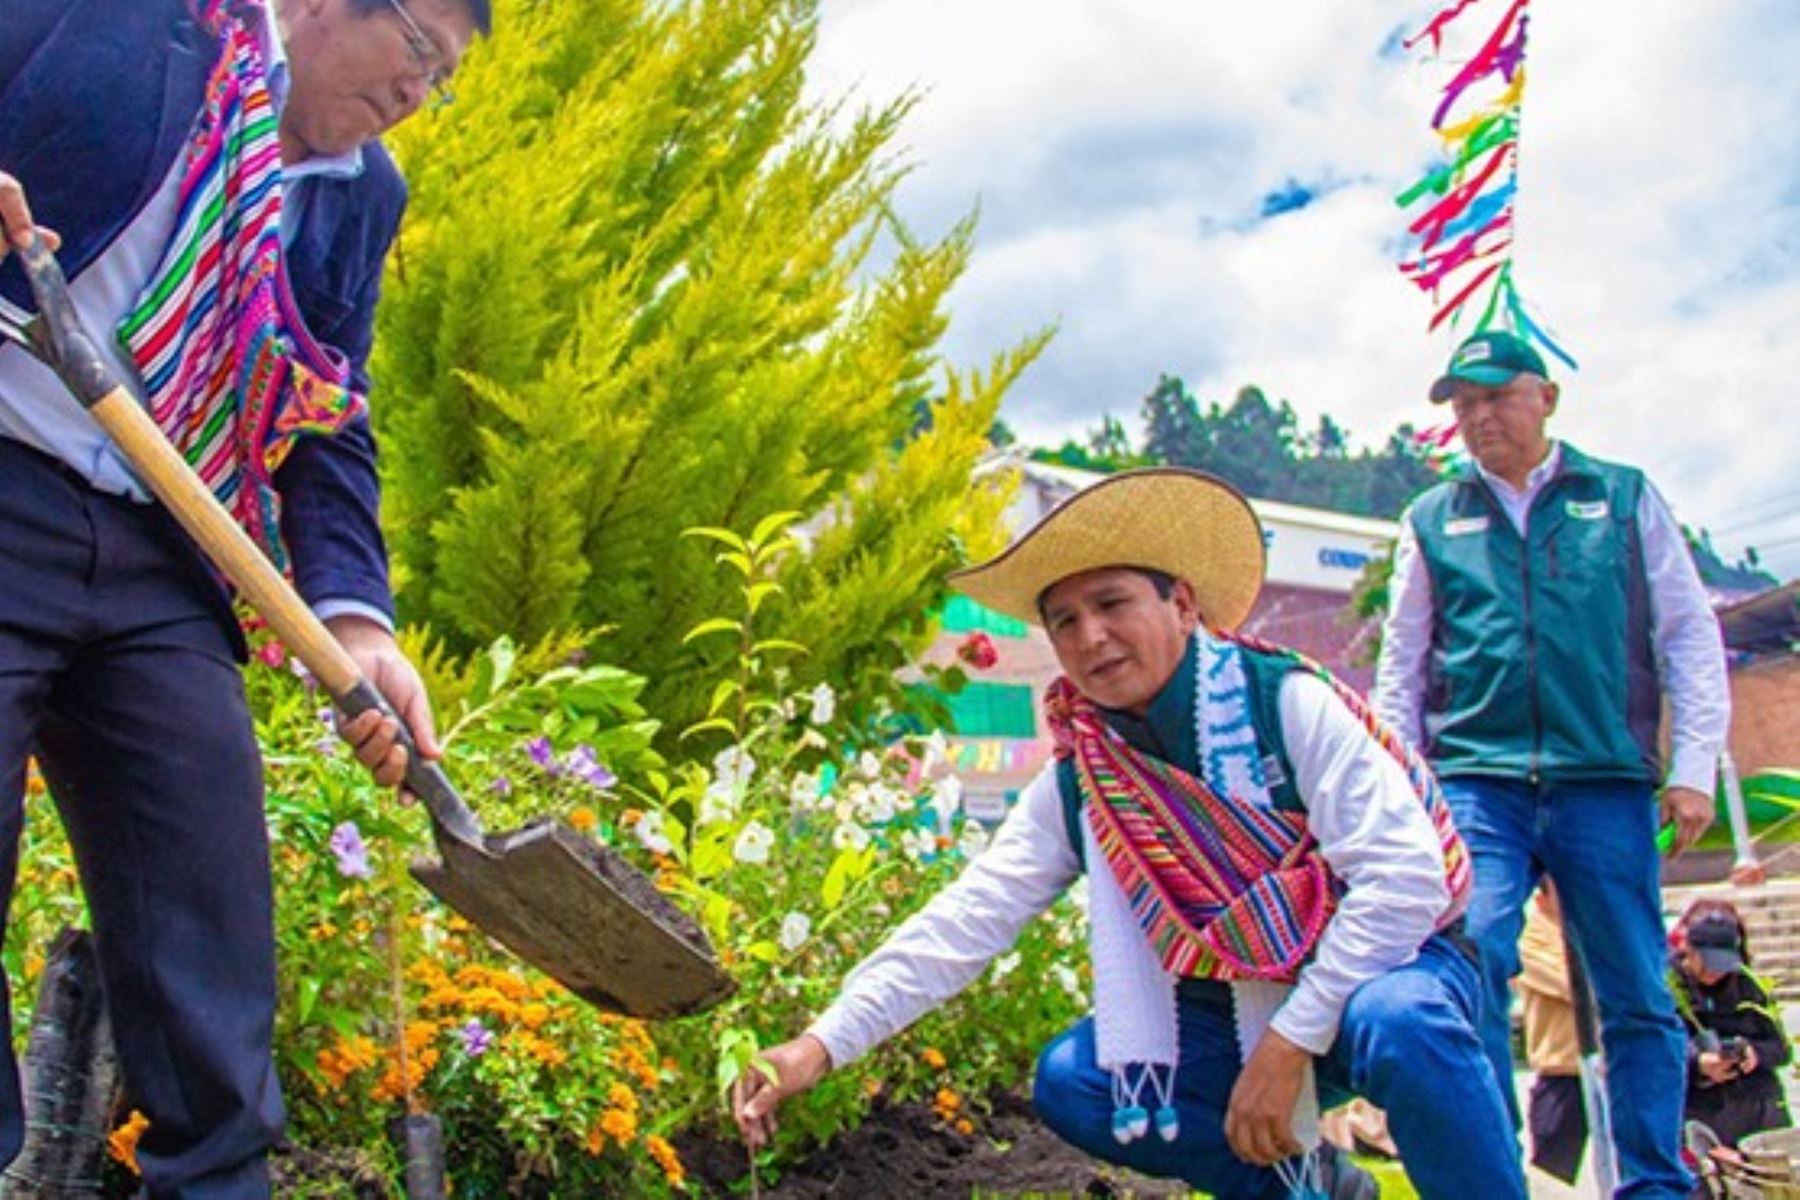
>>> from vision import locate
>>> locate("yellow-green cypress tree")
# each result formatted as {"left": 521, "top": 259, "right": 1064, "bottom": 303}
{"left": 374, "top": 0, "right": 1043, "bottom": 728}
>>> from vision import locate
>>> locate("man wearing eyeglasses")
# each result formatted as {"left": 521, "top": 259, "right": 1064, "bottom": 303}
{"left": 0, "top": 0, "right": 487, "bottom": 1193}
{"left": 1373, "top": 330, "right": 1729, "bottom": 1199}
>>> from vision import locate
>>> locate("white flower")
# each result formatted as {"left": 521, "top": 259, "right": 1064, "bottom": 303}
{"left": 808, "top": 682, "right": 836, "bottom": 725}
{"left": 733, "top": 820, "right": 774, "bottom": 865}
{"left": 779, "top": 911, "right": 812, "bottom": 952}
{"left": 699, "top": 779, "right": 740, "bottom": 826}
{"left": 958, "top": 822, "right": 989, "bottom": 858}
{"left": 1052, "top": 964, "right": 1083, "bottom": 998}
{"left": 831, "top": 821, "right": 870, "bottom": 852}
{"left": 636, "top": 810, "right": 673, "bottom": 855}
{"left": 712, "top": 746, "right": 757, "bottom": 789}
{"left": 798, "top": 728, "right": 829, "bottom": 751}
{"left": 787, "top": 771, "right": 821, "bottom": 813}
{"left": 900, "top": 827, "right": 937, "bottom": 862}
{"left": 857, "top": 750, "right": 882, "bottom": 780}
{"left": 992, "top": 952, "right": 1022, "bottom": 981}
{"left": 861, "top": 783, "right": 898, "bottom": 825}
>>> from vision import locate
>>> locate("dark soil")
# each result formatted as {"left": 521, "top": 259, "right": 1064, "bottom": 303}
{"left": 678, "top": 1091, "right": 1193, "bottom": 1199}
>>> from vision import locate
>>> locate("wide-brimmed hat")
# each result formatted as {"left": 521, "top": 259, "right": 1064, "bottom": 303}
{"left": 948, "top": 467, "right": 1265, "bottom": 630}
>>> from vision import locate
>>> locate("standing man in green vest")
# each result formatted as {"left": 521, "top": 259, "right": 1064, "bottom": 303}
{"left": 734, "top": 468, "right": 1528, "bottom": 1199}
{"left": 1374, "top": 330, "right": 1729, "bottom": 1198}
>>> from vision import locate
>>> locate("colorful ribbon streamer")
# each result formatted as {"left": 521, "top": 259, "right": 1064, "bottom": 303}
{"left": 1396, "top": 0, "right": 1577, "bottom": 374}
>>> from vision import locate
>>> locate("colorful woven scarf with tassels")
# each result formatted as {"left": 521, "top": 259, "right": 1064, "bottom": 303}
{"left": 1045, "top": 632, "right": 1470, "bottom": 983}
{"left": 116, "top": 0, "right": 364, "bottom": 570}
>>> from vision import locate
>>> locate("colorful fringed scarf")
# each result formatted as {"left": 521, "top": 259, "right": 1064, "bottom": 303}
{"left": 1046, "top": 633, "right": 1470, "bottom": 985}
{"left": 116, "top": 0, "right": 364, "bottom": 570}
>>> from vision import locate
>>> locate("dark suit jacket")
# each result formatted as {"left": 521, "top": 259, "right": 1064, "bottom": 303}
{"left": 0, "top": 0, "right": 399, "bottom": 618}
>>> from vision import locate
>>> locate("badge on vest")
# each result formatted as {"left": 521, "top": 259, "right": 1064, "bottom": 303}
{"left": 1261, "top": 753, "right": 1288, "bottom": 791}
{"left": 1566, "top": 499, "right": 1609, "bottom": 520}
{"left": 1444, "top": 515, "right": 1490, "bottom": 537}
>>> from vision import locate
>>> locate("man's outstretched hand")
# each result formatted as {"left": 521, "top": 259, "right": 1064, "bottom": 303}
{"left": 732, "top": 1035, "right": 833, "bottom": 1152}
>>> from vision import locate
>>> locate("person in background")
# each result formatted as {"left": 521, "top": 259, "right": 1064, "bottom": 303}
{"left": 1671, "top": 900, "right": 1792, "bottom": 1149}
{"left": 1375, "top": 329, "right": 1731, "bottom": 1199}
{"left": 1517, "top": 882, "right": 1588, "bottom": 1184}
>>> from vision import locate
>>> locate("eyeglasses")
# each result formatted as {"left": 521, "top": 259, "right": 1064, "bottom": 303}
{"left": 380, "top": 0, "right": 456, "bottom": 107}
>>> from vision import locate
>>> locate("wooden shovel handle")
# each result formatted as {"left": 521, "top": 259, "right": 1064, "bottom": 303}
{"left": 88, "top": 389, "right": 487, "bottom": 848}
{"left": 13, "top": 236, "right": 486, "bottom": 847}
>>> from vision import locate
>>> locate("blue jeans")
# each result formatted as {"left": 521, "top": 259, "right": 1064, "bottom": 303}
{"left": 1443, "top": 775, "right": 1691, "bottom": 1199}
{"left": 1033, "top": 935, "right": 1525, "bottom": 1199}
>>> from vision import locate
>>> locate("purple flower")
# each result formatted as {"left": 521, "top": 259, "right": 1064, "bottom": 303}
{"left": 459, "top": 1018, "right": 493, "bottom": 1058}
{"left": 489, "top": 775, "right": 513, "bottom": 797}
{"left": 525, "top": 736, "right": 559, "bottom": 774}
{"left": 328, "top": 821, "right": 373, "bottom": 879}
{"left": 563, "top": 744, "right": 617, "bottom": 791}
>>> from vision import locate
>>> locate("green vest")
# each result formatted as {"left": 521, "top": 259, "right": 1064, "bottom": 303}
{"left": 1056, "top": 636, "right": 1304, "bottom": 864}
{"left": 1408, "top": 443, "right": 1659, "bottom": 783}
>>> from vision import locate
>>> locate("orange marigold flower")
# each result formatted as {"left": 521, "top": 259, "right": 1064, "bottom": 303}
{"left": 600, "top": 1107, "right": 637, "bottom": 1147}
{"left": 519, "top": 1002, "right": 551, "bottom": 1030}
{"left": 921, "top": 1047, "right": 947, "bottom": 1070}
{"left": 955, "top": 1118, "right": 974, "bottom": 1136}
{"left": 620, "top": 808, "right": 645, "bottom": 827}
{"left": 933, "top": 1088, "right": 960, "bottom": 1119}
{"left": 862, "top": 1077, "right": 883, "bottom": 1098}
{"left": 569, "top": 807, "right": 599, "bottom": 833}
{"left": 108, "top": 1110, "right": 150, "bottom": 1174}
{"left": 316, "top": 1034, "right": 379, "bottom": 1090}
{"left": 645, "top": 1134, "right": 685, "bottom": 1187}
{"left": 607, "top": 1081, "right": 639, "bottom": 1114}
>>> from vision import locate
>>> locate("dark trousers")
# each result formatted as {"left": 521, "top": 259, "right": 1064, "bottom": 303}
{"left": 1528, "top": 1073, "right": 1589, "bottom": 1184}
{"left": 0, "top": 438, "right": 281, "bottom": 1197}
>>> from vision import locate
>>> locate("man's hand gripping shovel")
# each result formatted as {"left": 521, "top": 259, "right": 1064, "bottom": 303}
{"left": 0, "top": 235, "right": 734, "bottom": 1019}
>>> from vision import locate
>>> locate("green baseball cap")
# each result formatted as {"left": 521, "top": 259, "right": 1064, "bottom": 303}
{"left": 1429, "top": 330, "right": 1549, "bottom": 403}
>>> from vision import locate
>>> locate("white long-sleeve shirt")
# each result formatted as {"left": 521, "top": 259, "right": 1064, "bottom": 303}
{"left": 807, "top": 670, "right": 1453, "bottom": 1064}
{"left": 1372, "top": 442, "right": 1730, "bottom": 794}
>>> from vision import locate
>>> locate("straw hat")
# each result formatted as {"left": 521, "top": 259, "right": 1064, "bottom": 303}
{"left": 949, "top": 467, "right": 1266, "bottom": 630}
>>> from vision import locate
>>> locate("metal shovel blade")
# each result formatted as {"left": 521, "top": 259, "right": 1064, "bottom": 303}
{"left": 411, "top": 819, "right": 735, "bottom": 1018}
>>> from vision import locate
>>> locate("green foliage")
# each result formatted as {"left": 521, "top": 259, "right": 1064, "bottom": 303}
{"left": 1092, "top": 373, "right": 1443, "bottom": 519}
{"left": 373, "top": 0, "right": 1038, "bottom": 736}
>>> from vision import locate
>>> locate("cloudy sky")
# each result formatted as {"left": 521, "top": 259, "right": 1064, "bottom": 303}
{"left": 805, "top": 0, "right": 1800, "bottom": 578}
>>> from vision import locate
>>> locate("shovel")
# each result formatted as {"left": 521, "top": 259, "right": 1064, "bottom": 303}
{"left": 0, "top": 236, "right": 733, "bottom": 1019}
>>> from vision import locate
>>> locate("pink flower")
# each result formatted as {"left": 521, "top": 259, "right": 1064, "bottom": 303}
{"left": 957, "top": 632, "right": 999, "bottom": 670}
{"left": 256, "top": 641, "right": 287, "bottom": 669}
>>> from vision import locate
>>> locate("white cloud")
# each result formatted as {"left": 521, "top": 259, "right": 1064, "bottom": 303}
{"left": 807, "top": 0, "right": 1800, "bottom": 576}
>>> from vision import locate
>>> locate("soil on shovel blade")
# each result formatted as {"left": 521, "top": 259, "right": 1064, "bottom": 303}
{"left": 679, "top": 1089, "right": 1194, "bottom": 1198}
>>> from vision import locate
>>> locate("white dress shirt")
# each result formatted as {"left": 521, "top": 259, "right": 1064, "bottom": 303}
{"left": 807, "top": 669, "right": 1453, "bottom": 1064}
{"left": 1373, "top": 442, "right": 1729, "bottom": 793}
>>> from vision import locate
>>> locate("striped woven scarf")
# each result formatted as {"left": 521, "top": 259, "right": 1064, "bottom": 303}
{"left": 116, "top": 0, "right": 364, "bottom": 570}
{"left": 1046, "top": 632, "right": 1470, "bottom": 983}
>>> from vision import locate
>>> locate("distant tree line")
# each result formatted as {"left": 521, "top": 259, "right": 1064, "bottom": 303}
{"left": 1029, "top": 373, "right": 1441, "bottom": 520}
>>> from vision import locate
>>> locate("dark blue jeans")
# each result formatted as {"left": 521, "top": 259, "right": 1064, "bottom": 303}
{"left": 0, "top": 439, "right": 280, "bottom": 1197}
{"left": 1033, "top": 934, "right": 1525, "bottom": 1199}
{"left": 1443, "top": 775, "right": 1692, "bottom": 1200}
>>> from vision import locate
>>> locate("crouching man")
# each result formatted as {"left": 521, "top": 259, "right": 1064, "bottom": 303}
{"left": 731, "top": 469, "right": 1525, "bottom": 1199}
